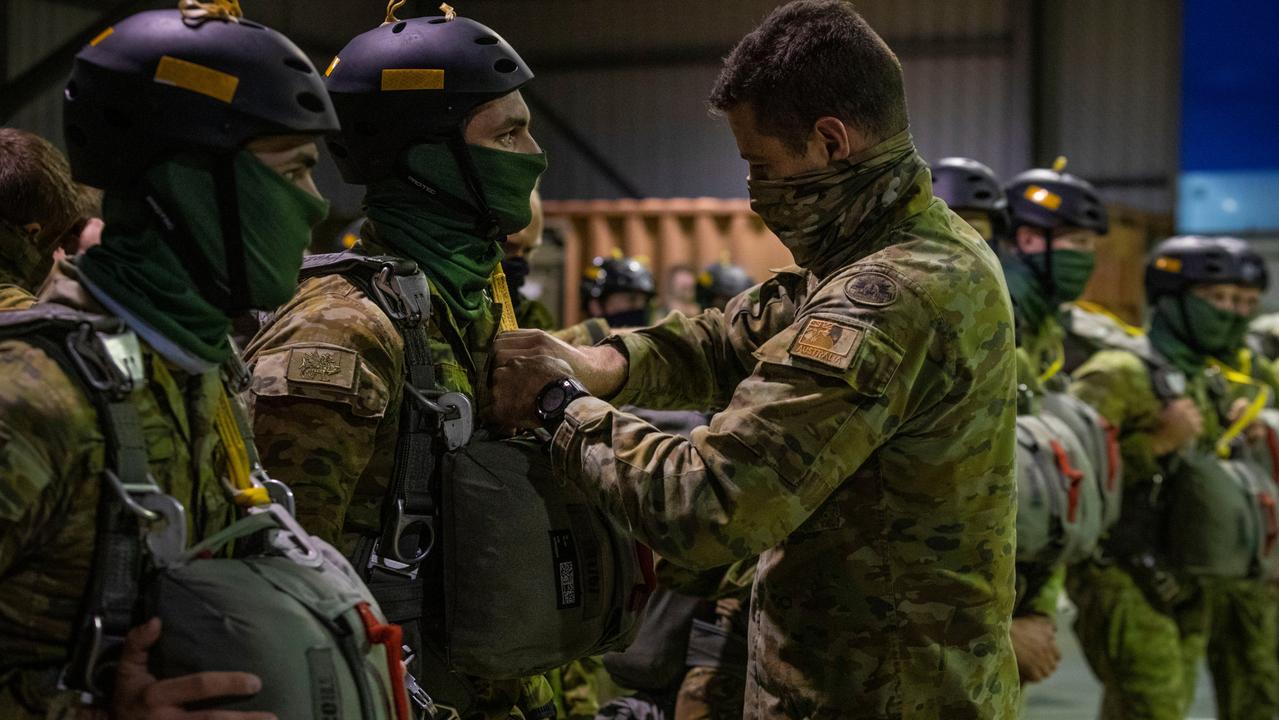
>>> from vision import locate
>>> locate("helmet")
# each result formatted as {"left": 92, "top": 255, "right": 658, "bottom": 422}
{"left": 580, "top": 254, "right": 655, "bottom": 309}
{"left": 1145, "top": 236, "right": 1269, "bottom": 302}
{"left": 1006, "top": 160, "right": 1109, "bottom": 235}
{"left": 932, "top": 157, "right": 1010, "bottom": 240}
{"left": 64, "top": 9, "right": 339, "bottom": 189}
{"left": 337, "top": 217, "right": 366, "bottom": 250}
{"left": 696, "top": 262, "right": 755, "bottom": 309}
{"left": 323, "top": 12, "right": 533, "bottom": 184}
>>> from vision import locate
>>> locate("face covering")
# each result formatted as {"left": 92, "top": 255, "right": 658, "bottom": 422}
{"left": 1021, "top": 249, "right": 1096, "bottom": 304}
{"left": 78, "top": 149, "right": 328, "bottom": 365}
{"left": 604, "top": 307, "right": 650, "bottom": 329}
{"left": 746, "top": 130, "right": 925, "bottom": 274}
{"left": 1149, "top": 293, "right": 1247, "bottom": 372}
{"left": 502, "top": 255, "right": 530, "bottom": 302}
{"left": 364, "top": 142, "right": 547, "bottom": 321}
{"left": 0, "top": 218, "right": 57, "bottom": 291}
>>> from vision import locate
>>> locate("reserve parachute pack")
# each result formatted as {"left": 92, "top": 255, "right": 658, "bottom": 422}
{"left": 0, "top": 304, "right": 410, "bottom": 718}
{"left": 1013, "top": 411, "right": 1108, "bottom": 568}
{"left": 291, "top": 253, "right": 648, "bottom": 713}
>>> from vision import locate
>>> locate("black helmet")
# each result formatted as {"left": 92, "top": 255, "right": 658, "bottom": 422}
{"left": 1145, "top": 235, "right": 1270, "bottom": 303}
{"left": 1006, "top": 159, "right": 1109, "bottom": 235}
{"left": 696, "top": 262, "right": 755, "bottom": 309}
{"left": 323, "top": 12, "right": 533, "bottom": 184}
{"left": 580, "top": 254, "right": 655, "bottom": 309}
{"left": 932, "top": 157, "right": 1010, "bottom": 240}
{"left": 64, "top": 9, "right": 338, "bottom": 189}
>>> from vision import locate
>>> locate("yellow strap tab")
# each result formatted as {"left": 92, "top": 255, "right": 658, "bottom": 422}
{"left": 490, "top": 266, "right": 519, "bottom": 333}
{"left": 1209, "top": 356, "right": 1272, "bottom": 458}
{"left": 1038, "top": 338, "right": 1066, "bottom": 385}
{"left": 1074, "top": 300, "right": 1145, "bottom": 337}
{"left": 154, "top": 55, "right": 239, "bottom": 103}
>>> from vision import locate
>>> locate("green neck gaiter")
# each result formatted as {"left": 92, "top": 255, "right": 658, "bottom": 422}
{"left": 1002, "top": 252, "right": 1054, "bottom": 333}
{"left": 364, "top": 142, "right": 547, "bottom": 322}
{"left": 78, "top": 150, "right": 328, "bottom": 365}
{"left": 1149, "top": 294, "right": 1233, "bottom": 375}
{"left": 1005, "top": 249, "right": 1096, "bottom": 330}
{"left": 0, "top": 218, "right": 57, "bottom": 291}
{"left": 746, "top": 130, "right": 928, "bottom": 276}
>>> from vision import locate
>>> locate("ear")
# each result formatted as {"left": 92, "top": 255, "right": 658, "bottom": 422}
{"left": 1015, "top": 226, "right": 1044, "bottom": 254}
{"left": 22, "top": 222, "right": 42, "bottom": 238}
{"left": 588, "top": 298, "right": 603, "bottom": 318}
{"left": 813, "top": 117, "right": 852, "bottom": 161}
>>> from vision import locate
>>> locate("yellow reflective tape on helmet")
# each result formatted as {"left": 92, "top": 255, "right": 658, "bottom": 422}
{"left": 342, "top": 232, "right": 359, "bottom": 249}
{"left": 1155, "top": 256, "right": 1183, "bottom": 273}
{"left": 1024, "top": 184, "right": 1062, "bottom": 211}
{"left": 698, "top": 271, "right": 713, "bottom": 287}
{"left": 154, "top": 55, "right": 239, "bottom": 103}
{"left": 325, "top": 56, "right": 340, "bottom": 77}
{"left": 89, "top": 26, "right": 114, "bottom": 46}
{"left": 583, "top": 266, "right": 602, "bottom": 280}
{"left": 381, "top": 68, "right": 445, "bottom": 91}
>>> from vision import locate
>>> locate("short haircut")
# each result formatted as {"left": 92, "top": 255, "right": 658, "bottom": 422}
{"left": 0, "top": 128, "right": 91, "bottom": 238}
{"left": 709, "top": 0, "right": 908, "bottom": 153}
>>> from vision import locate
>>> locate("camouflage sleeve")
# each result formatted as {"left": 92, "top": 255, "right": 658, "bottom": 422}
{"left": 1069, "top": 350, "right": 1163, "bottom": 485}
{"left": 552, "top": 318, "right": 611, "bottom": 347}
{"left": 0, "top": 342, "right": 87, "bottom": 575}
{"left": 1253, "top": 353, "right": 1279, "bottom": 399}
{"left": 550, "top": 273, "right": 945, "bottom": 569}
{"left": 609, "top": 309, "right": 746, "bottom": 412}
{"left": 517, "top": 299, "right": 558, "bottom": 332}
{"left": 1020, "top": 564, "right": 1065, "bottom": 619}
{"left": 245, "top": 285, "right": 403, "bottom": 546}
{"left": 0, "top": 285, "right": 37, "bottom": 311}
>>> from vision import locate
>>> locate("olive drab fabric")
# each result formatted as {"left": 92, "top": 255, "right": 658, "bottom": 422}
{"left": 516, "top": 297, "right": 557, "bottom": 331}
{"left": 0, "top": 285, "right": 36, "bottom": 311}
{"left": 0, "top": 264, "right": 242, "bottom": 718}
{"left": 548, "top": 146, "right": 1020, "bottom": 718}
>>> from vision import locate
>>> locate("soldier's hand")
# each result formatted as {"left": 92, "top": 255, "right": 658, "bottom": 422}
{"left": 1010, "top": 615, "right": 1060, "bottom": 683}
{"left": 488, "top": 353, "right": 577, "bottom": 432}
{"left": 113, "top": 618, "right": 274, "bottom": 720}
{"left": 1150, "top": 398, "right": 1204, "bottom": 456}
{"left": 1228, "top": 397, "right": 1269, "bottom": 443}
{"left": 493, "top": 329, "right": 628, "bottom": 397}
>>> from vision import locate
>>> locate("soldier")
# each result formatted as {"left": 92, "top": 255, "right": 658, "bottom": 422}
{"left": 244, "top": 6, "right": 553, "bottom": 719}
{"left": 930, "top": 156, "right": 1009, "bottom": 244}
{"left": 581, "top": 252, "right": 656, "bottom": 326}
{"left": 1067, "top": 236, "right": 1249, "bottom": 719}
{"left": 0, "top": 128, "right": 97, "bottom": 309}
{"left": 0, "top": 5, "right": 338, "bottom": 718}
{"left": 695, "top": 261, "right": 755, "bottom": 312}
{"left": 503, "top": 188, "right": 557, "bottom": 331}
{"left": 1192, "top": 238, "right": 1279, "bottom": 720}
{"left": 488, "top": 2, "right": 1020, "bottom": 718}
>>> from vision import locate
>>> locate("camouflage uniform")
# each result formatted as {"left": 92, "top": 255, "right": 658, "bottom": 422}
{"left": 0, "top": 285, "right": 36, "bottom": 310}
{"left": 548, "top": 168, "right": 1020, "bottom": 718}
{"left": 554, "top": 317, "right": 612, "bottom": 347}
{"left": 1067, "top": 349, "right": 1217, "bottom": 720}
{"left": 516, "top": 297, "right": 556, "bottom": 332}
{"left": 0, "top": 224, "right": 51, "bottom": 311}
{"left": 244, "top": 235, "right": 548, "bottom": 720}
{"left": 0, "top": 264, "right": 240, "bottom": 718}
{"left": 1202, "top": 349, "right": 1279, "bottom": 720}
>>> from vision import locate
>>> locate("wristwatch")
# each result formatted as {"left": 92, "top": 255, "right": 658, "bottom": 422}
{"left": 536, "top": 377, "right": 591, "bottom": 432}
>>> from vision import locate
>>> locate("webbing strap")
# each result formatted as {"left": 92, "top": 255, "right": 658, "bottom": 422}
{"left": 1209, "top": 354, "right": 1272, "bottom": 459}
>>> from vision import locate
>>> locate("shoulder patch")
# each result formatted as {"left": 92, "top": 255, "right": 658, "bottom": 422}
{"left": 286, "top": 346, "right": 358, "bottom": 389}
{"left": 789, "top": 317, "right": 862, "bottom": 370}
{"left": 845, "top": 272, "right": 898, "bottom": 307}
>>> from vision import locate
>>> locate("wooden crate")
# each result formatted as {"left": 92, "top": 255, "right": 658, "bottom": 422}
{"left": 1080, "top": 205, "right": 1174, "bottom": 325}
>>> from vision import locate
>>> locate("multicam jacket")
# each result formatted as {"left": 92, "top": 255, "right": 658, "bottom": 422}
{"left": 0, "top": 264, "right": 240, "bottom": 719}
{"left": 549, "top": 177, "right": 1021, "bottom": 718}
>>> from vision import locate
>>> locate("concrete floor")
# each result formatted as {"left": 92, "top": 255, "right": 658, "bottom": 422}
{"left": 1022, "top": 602, "right": 1218, "bottom": 720}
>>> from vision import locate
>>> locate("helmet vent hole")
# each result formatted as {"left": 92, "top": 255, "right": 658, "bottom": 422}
{"left": 284, "top": 57, "right": 313, "bottom": 74}
{"left": 392, "top": 21, "right": 407, "bottom": 33}
{"left": 973, "top": 190, "right": 991, "bottom": 200}
{"left": 296, "top": 92, "right": 325, "bottom": 113}
{"left": 475, "top": 35, "right": 498, "bottom": 45}
{"left": 428, "top": 18, "right": 447, "bottom": 24}
{"left": 494, "top": 58, "right": 518, "bottom": 73}
{"left": 65, "top": 80, "right": 78, "bottom": 100}
{"left": 355, "top": 121, "right": 379, "bottom": 137}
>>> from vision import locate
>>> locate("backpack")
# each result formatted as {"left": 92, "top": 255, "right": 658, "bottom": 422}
{"left": 1014, "top": 412, "right": 1105, "bottom": 568}
{"left": 1164, "top": 449, "right": 1276, "bottom": 579}
{"left": 1039, "top": 392, "right": 1124, "bottom": 532}
{"left": 0, "top": 305, "right": 410, "bottom": 719}
{"left": 292, "top": 253, "right": 649, "bottom": 709}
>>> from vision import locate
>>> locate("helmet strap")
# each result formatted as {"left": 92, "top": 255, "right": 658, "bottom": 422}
{"left": 213, "top": 153, "right": 251, "bottom": 316}
{"left": 445, "top": 129, "right": 503, "bottom": 240}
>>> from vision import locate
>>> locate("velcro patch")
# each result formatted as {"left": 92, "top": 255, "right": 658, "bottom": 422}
{"left": 789, "top": 317, "right": 862, "bottom": 370}
{"left": 845, "top": 272, "right": 899, "bottom": 307}
{"left": 286, "top": 346, "right": 358, "bottom": 389}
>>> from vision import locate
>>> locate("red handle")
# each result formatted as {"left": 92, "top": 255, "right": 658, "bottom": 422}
{"left": 1102, "top": 420, "right": 1121, "bottom": 492}
{"left": 356, "top": 601, "right": 411, "bottom": 720}
{"left": 1051, "top": 439, "right": 1085, "bottom": 523}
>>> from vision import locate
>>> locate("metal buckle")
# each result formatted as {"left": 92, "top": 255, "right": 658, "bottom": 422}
{"left": 380, "top": 499, "right": 435, "bottom": 566}
{"left": 369, "top": 263, "right": 430, "bottom": 328}
{"left": 139, "top": 494, "right": 187, "bottom": 567}
{"left": 258, "top": 503, "right": 323, "bottom": 567}
{"left": 403, "top": 386, "right": 473, "bottom": 451}
{"left": 66, "top": 324, "right": 134, "bottom": 398}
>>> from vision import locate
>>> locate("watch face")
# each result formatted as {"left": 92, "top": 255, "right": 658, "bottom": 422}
{"left": 542, "top": 384, "right": 566, "bottom": 411}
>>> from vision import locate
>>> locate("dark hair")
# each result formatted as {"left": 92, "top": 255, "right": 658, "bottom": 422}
{"left": 0, "top": 128, "right": 91, "bottom": 237}
{"left": 710, "top": 0, "right": 908, "bottom": 153}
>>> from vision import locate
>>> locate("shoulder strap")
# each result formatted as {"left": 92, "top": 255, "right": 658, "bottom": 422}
{"left": 0, "top": 306, "right": 180, "bottom": 701}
